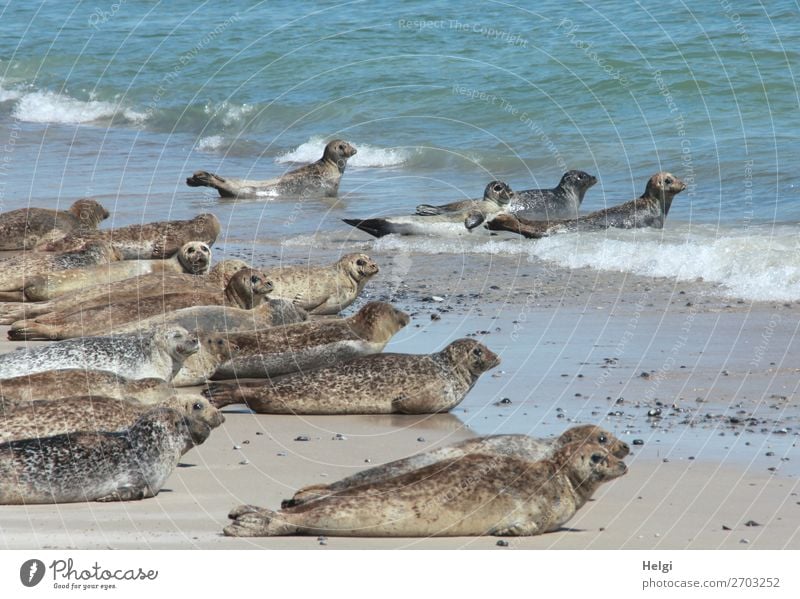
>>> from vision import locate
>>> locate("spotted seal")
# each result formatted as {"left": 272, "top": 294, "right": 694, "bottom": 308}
{"left": 0, "top": 395, "right": 224, "bottom": 443}
{"left": 211, "top": 301, "right": 410, "bottom": 380}
{"left": 224, "top": 442, "right": 627, "bottom": 537}
{"left": 285, "top": 424, "right": 630, "bottom": 507}
{"left": 266, "top": 253, "right": 379, "bottom": 315}
{"left": 170, "top": 333, "right": 241, "bottom": 387}
{"left": 0, "top": 326, "right": 199, "bottom": 381}
{"left": 186, "top": 140, "right": 357, "bottom": 198}
{"left": 0, "top": 199, "right": 110, "bottom": 250}
{"left": 8, "top": 268, "right": 272, "bottom": 341}
{"left": 510, "top": 170, "right": 597, "bottom": 219}
{"left": 488, "top": 172, "right": 686, "bottom": 238}
{"left": 0, "top": 407, "right": 211, "bottom": 504}
{"left": 18, "top": 241, "right": 211, "bottom": 302}
{"left": 205, "top": 339, "right": 499, "bottom": 414}
{"left": 37, "top": 213, "right": 221, "bottom": 259}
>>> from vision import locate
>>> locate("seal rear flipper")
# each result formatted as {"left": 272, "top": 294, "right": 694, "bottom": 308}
{"left": 486, "top": 213, "right": 548, "bottom": 239}
{"left": 228, "top": 503, "right": 268, "bottom": 519}
{"left": 342, "top": 218, "right": 393, "bottom": 238}
{"left": 7, "top": 321, "right": 58, "bottom": 341}
{"left": 95, "top": 484, "right": 150, "bottom": 502}
{"left": 223, "top": 509, "right": 298, "bottom": 537}
{"left": 415, "top": 204, "right": 444, "bottom": 216}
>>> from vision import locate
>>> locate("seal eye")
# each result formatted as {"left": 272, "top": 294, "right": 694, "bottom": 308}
{"left": 251, "top": 275, "right": 260, "bottom": 284}
{"left": 472, "top": 347, "right": 483, "bottom": 358}
{"left": 590, "top": 453, "right": 604, "bottom": 464}
{"left": 187, "top": 247, "right": 195, "bottom": 253}
{"left": 493, "top": 184, "right": 503, "bottom": 192}
{"left": 217, "top": 339, "right": 224, "bottom": 346}
{"left": 356, "top": 259, "right": 366, "bottom": 266}
{"left": 665, "top": 177, "right": 673, "bottom": 185}
{"left": 598, "top": 434, "right": 607, "bottom": 444}
{"left": 192, "top": 402, "right": 203, "bottom": 411}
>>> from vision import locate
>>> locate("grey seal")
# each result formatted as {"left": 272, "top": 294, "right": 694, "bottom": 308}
{"left": 0, "top": 199, "right": 109, "bottom": 250}
{"left": 510, "top": 170, "right": 597, "bottom": 219}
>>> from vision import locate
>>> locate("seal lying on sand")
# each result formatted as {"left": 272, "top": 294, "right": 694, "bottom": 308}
{"left": 0, "top": 259, "right": 249, "bottom": 325}
{"left": 266, "top": 253, "right": 379, "bottom": 315}
{"left": 0, "top": 408, "right": 210, "bottom": 504}
{"left": 186, "top": 140, "right": 357, "bottom": 198}
{"left": 0, "top": 326, "right": 198, "bottom": 381}
{"left": 0, "top": 241, "right": 121, "bottom": 302}
{"left": 510, "top": 170, "right": 597, "bottom": 220}
{"left": 488, "top": 172, "right": 686, "bottom": 238}
{"left": 285, "top": 424, "right": 630, "bottom": 507}
{"left": 37, "top": 213, "right": 221, "bottom": 259}
{"left": 343, "top": 181, "right": 515, "bottom": 237}
{"left": 205, "top": 339, "right": 499, "bottom": 414}
{"left": 0, "top": 395, "right": 224, "bottom": 443}
{"left": 8, "top": 268, "right": 272, "bottom": 340}
{"left": 171, "top": 333, "right": 241, "bottom": 387}
{"left": 224, "top": 442, "right": 627, "bottom": 537}
{"left": 211, "top": 302, "right": 409, "bottom": 380}
{"left": 0, "top": 370, "right": 172, "bottom": 408}
{"left": 18, "top": 241, "right": 211, "bottom": 302}
{"left": 0, "top": 199, "right": 110, "bottom": 250}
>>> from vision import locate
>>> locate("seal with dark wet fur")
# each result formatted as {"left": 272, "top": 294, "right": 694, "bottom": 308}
{"left": 211, "top": 301, "right": 409, "bottom": 380}
{"left": 488, "top": 172, "right": 687, "bottom": 238}
{"left": 8, "top": 268, "right": 272, "bottom": 341}
{"left": 285, "top": 424, "right": 630, "bottom": 507}
{"left": 0, "top": 326, "right": 199, "bottom": 382}
{"left": 266, "top": 253, "right": 379, "bottom": 315}
{"left": 37, "top": 213, "right": 221, "bottom": 259}
{"left": 205, "top": 338, "right": 499, "bottom": 414}
{"left": 510, "top": 170, "right": 597, "bottom": 220}
{"left": 0, "top": 408, "right": 211, "bottom": 504}
{"left": 0, "top": 199, "right": 110, "bottom": 250}
{"left": 0, "top": 395, "right": 224, "bottom": 443}
{"left": 187, "top": 140, "right": 357, "bottom": 198}
{"left": 224, "top": 442, "right": 627, "bottom": 537}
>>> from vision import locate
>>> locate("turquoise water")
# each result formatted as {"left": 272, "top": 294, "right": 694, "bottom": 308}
{"left": 1, "top": 1, "right": 799, "bottom": 298}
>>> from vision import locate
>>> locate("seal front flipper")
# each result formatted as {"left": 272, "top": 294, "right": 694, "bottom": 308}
{"left": 415, "top": 204, "right": 444, "bottom": 216}
{"left": 464, "top": 210, "right": 486, "bottom": 231}
{"left": 95, "top": 484, "right": 149, "bottom": 502}
{"left": 391, "top": 394, "right": 438, "bottom": 414}
{"left": 342, "top": 218, "right": 393, "bottom": 238}
{"left": 228, "top": 503, "right": 268, "bottom": 519}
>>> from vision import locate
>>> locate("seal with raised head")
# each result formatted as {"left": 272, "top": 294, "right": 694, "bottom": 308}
{"left": 0, "top": 241, "right": 121, "bottom": 302}
{"left": 211, "top": 301, "right": 410, "bottom": 380}
{"left": 205, "top": 338, "right": 499, "bottom": 414}
{"left": 343, "top": 181, "right": 515, "bottom": 238}
{"left": 170, "top": 333, "right": 241, "bottom": 387}
{"left": 488, "top": 172, "right": 687, "bottom": 238}
{"left": 0, "top": 199, "right": 110, "bottom": 250}
{"left": 285, "top": 424, "right": 630, "bottom": 507}
{"left": 0, "top": 370, "right": 172, "bottom": 408}
{"left": 510, "top": 170, "right": 597, "bottom": 220}
{"left": 37, "top": 213, "right": 221, "bottom": 259}
{"left": 224, "top": 441, "right": 627, "bottom": 537}
{"left": 186, "top": 140, "right": 357, "bottom": 199}
{"left": 0, "top": 395, "right": 224, "bottom": 443}
{"left": 266, "top": 253, "right": 379, "bottom": 315}
{"left": 0, "top": 326, "right": 199, "bottom": 382}
{"left": 8, "top": 268, "right": 272, "bottom": 341}
{"left": 0, "top": 259, "right": 249, "bottom": 325}
{"left": 19, "top": 241, "right": 212, "bottom": 302}
{"left": 0, "top": 407, "right": 211, "bottom": 504}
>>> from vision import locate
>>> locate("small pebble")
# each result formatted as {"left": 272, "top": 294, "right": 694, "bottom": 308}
{"left": 744, "top": 520, "right": 760, "bottom": 527}
{"left": 256, "top": 431, "right": 264, "bottom": 436}
{"left": 431, "top": 295, "right": 445, "bottom": 302}
{"left": 430, "top": 313, "right": 441, "bottom": 321}
{"left": 333, "top": 433, "right": 347, "bottom": 441}
{"left": 232, "top": 445, "right": 242, "bottom": 450}
{"left": 239, "top": 459, "right": 250, "bottom": 465}
{"left": 496, "top": 540, "right": 509, "bottom": 547}
{"left": 632, "top": 439, "right": 644, "bottom": 446}
{"left": 739, "top": 538, "right": 750, "bottom": 544}
{"left": 294, "top": 435, "right": 310, "bottom": 442}
{"left": 417, "top": 437, "right": 426, "bottom": 442}
{"left": 722, "top": 525, "right": 732, "bottom": 531}
{"left": 276, "top": 452, "right": 286, "bottom": 457}
{"left": 242, "top": 440, "right": 250, "bottom": 445}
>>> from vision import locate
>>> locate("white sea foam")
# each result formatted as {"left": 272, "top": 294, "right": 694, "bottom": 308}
{"left": 276, "top": 136, "right": 412, "bottom": 168}
{"left": 0, "top": 81, "right": 22, "bottom": 103}
{"left": 203, "top": 101, "right": 254, "bottom": 126}
{"left": 11, "top": 89, "right": 145, "bottom": 125}
{"left": 196, "top": 135, "right": 225, "bottom": 151}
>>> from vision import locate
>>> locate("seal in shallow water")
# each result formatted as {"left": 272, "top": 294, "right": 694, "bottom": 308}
{"left": 37, "top": 213, "right": 221, "bottom": 259}
{"left": 205, "top": 338, "right": 499, "bottom": 414}
{"left": 211, "top": 301, "right": 410, "bottom": 380}
{"left": 224, "top": 442, "right": 627, "bottom": 537}
{"left": 285, "top": 424, "right": 630, "bottom": 507}
{"left": 0, "top": 407, "right": 211, "bottom": 504}
{"left": 0, "top": 199, "right": 110, "bottom": 250}
{"left": 510, "top": 170, "right": 597, "bottom": 220}
{"left": 266, "top": 253, "right": 379, "bottom": 315}
{"left": 0, "top": 326, "right": 199, "bottom": 382}
{"left": 186, "top": 140, "right": 357, "bottom": 198}
{"left": 488, "top": 172, "right": 686, "bottom": 238}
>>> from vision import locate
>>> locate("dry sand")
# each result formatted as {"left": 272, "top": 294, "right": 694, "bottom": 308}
{"left": 0, "top": 245, "right": 798, "bottom": 549}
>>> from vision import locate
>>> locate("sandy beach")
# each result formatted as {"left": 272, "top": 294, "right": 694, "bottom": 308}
{"left": 1, "top": 241, "right": 797, "bottom": 549}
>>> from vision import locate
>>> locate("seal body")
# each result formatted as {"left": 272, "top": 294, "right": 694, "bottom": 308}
{"left": 170, "top": 333, "right": 241, "bottom": 387}
{"left": 205, "top": 338, "right": 499, "bottom": 414}
{"left": 510, "top": 170, "right": 597, "bottom": 220}
{"left": 8, "top": 268, "right": 272, "bottom": 340}
{"left": 186, "top": 140, "right": 357, "bottom": 198}
{"left": 223, "top": 442, "right": 627, "bottom": 537}
{"left": 211, "top": 301, "right": 409, "bottom": 380}
{"left": 20, "top": 241, "right": 212, "bottom": 302}
{"left": 37, "top": 213, "right": 221, "bottom": 259}
{"left": 286, "top": 425, "right": 630, "bottom": 506}
{"left": 0, "top": 326, "right": 199, "bottom": 381}
{"left": 0, "top": 395, "right": 224, "bottom": 443}
{"left": 266, "top": 253, "right": 379, "bottom": 315}
{"left": 413, "top": 181, "right": 516, "bottom": 230}
{"left": 0, "top": 199, "right": 110, "bottom": 250}
{"left": 0, "top": 370, "right": 171, "bottom": 407}
{"left": 0, "top": 408, "right": 211, "bottom": 504}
